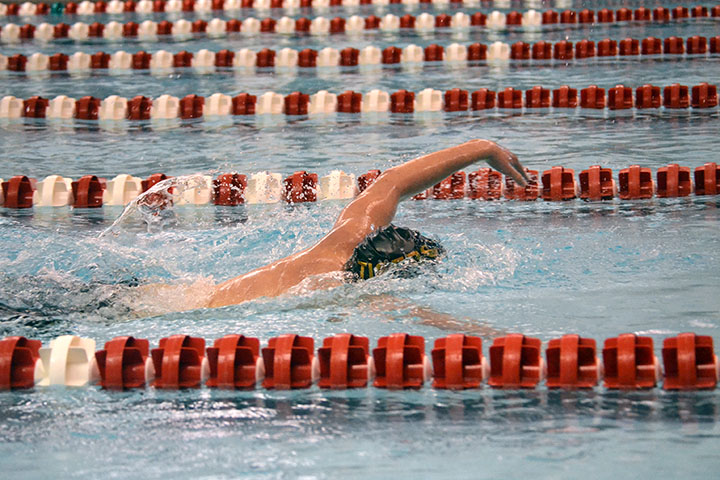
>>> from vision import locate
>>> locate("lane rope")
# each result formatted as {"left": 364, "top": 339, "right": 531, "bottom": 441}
{"left": 0, "top": 83, "right": 717, "bottom": 126}
{"left": 2, "top": 35, "right": 719, "bottom": 77}
{"left": 1, "top": 162, "right": 718, "bottom": 208}
{"left": 3, "top": 6, "right": 720, "bottom": 43}
{"left": 1, "top": 332, "right": 716, "bottom": 391}
{"left": 1, "top": 1, "right": 719, "bottom": 24}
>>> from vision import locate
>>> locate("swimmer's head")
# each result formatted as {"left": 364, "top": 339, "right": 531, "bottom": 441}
{"left": 344, "top": 224, "right": 445, "bottom": 280}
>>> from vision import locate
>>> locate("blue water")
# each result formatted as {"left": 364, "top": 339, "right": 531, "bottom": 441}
{"left": 1, "top": 2, "right": 720, "bottom": 478}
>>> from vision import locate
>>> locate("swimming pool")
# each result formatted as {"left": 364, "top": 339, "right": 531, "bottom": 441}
{"left": 2, "top": 1, "right": 720, "bottom": 478}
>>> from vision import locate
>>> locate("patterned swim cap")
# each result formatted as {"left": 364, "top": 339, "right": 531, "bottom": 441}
{"left": 345, "top": 224, "right": 445, "bottom": 280}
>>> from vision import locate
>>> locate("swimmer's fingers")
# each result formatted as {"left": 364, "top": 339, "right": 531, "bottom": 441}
{"left": 503, "top": 151, "right": 531, "bottom": 186}
{"left": 508, "top": 152, "right": 531, "bottom": 183}
{"left": 486, "top": 147, "right": 528, "bottom": 187}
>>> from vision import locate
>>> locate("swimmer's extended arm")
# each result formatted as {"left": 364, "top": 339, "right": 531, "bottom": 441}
{"left": 207, "top": 140, "right": 527, "bottom": 308}
{"left": 366, "top": 139, "right": 528, "bottom": 202}
{"left": 328, "top": 139, "right": 529, "bottom": 255}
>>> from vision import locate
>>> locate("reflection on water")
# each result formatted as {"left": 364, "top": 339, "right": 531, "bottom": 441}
{"left": 2, "top": 387, "right": 719, "bottom": 440}
{"left": 1, "top": 387, "right": 718, "bottom": 477}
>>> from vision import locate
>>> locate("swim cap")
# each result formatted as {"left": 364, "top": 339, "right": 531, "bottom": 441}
{"left": 345, "top": 225, "right": 445, "bottom": 280}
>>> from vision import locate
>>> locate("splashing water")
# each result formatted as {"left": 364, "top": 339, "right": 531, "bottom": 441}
{"left": 99, "top": 174, "right": 213, "bottom": 238}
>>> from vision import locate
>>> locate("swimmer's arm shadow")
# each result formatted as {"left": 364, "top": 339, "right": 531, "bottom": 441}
{"left": 362, "top": 294, "right": 505, "bottom": 340}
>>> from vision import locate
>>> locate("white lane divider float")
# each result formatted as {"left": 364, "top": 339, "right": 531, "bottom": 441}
{"left": 37, "top": 335, "right": 99, "bottom": 387}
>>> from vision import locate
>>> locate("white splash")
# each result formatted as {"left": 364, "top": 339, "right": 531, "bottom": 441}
{"left": 99, "top": 174, "right": 210, "bottom": 238}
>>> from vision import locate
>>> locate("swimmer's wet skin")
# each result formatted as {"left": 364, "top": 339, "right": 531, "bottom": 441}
{"left": 205, "top": 139, "right": 529, "bottom": 309}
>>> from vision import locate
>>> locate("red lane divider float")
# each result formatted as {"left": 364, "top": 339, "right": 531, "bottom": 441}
{"left": 0, "top": 84, "right": 717, "bottom": 126}
{"left": 373, "top": 333, "right": 430, "bottom": 389}
{"left": 0, "top": 175, "right": 36, "bottom": 208}
{"left": 95, "top": 336, "right": 151, "bottom": 389}
{"left": 4, "top": 2, "right": 720, "bottom": 26}
{"left": 261, "top": 334, "right": 316, "bottom": 389}
{"left": 468, "top": 168, "right": 502, "bottom": 200}
{"left": 357, "top": 169, "right": 381, "bottom": 193}
{"left": 151, "top": 334, "right": 208, "bottom": 389}
{"left": 317, "top": 333, "right": 372, "bottom": 389}
{"left": 504, "top": 169, "right": 539, "bottom": 201}
{"left": 2, "top": 332, "right": 718, "bottom": 390}
{"left": 657, "top": 164, "right": 692, "bottom": 198}
{"left": 2, "top": 162, "right": 720, "bottom": 209}
{"left": 0, "top": 336, "right": 41, "bottom": 390}
{"left": 4, "top": 35, "right": 720, "bottom": 77}
{"left": 602, "top": 334, "right": 660, "bottom": 389}
{"left": 619, "top": 165, "right": 654, "bottom": 200}
{"left": 545, "top": 335, "right": 600, "bottom": 389}
{"left": 662, "top": 333, "right": 719, "bottom": 390}
{"left": 579, "top": 166, "right": 616, "bottom": 201}
{"left": 696, "top": 163, "right": 720, "bottom": 195}
{"left": 206, "top": 334, "right": 262, "bottom": 389}
{"left": 71, "top": 175, "right": 105, "bottom": 208}
{"left": 213, "top": 173, "right": 246, "bottom": 206}
{"left": 431, "top": 333, "right": 487, "bottom": 389}
{"left": 432, "top": 171, "right": 466, "bottom": 200}
{"left": 541, "top": 166, "right": 577, "bottom": 201}
{"left": 284, "top": 171, "right": 317, "bottom": 203}
{"left": 488, "top": 334, "right": 543, "bottom": 388}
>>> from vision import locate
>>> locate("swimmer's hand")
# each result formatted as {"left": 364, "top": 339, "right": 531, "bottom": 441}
{"left": 468, "top": 139, "right": 530, "bottom": 187}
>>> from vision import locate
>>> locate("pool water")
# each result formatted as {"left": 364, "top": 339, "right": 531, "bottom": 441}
{"left": 2, "top": 2, "right": 720, "bottom": 478}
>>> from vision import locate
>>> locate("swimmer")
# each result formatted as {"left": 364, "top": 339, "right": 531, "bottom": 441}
{"left": 201, "top": 139, "right": 529, "bottom": 309}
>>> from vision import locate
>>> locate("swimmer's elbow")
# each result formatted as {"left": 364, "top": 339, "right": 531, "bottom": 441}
{"left": 367, "top": 170, "right": 405, "bottom": 199}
